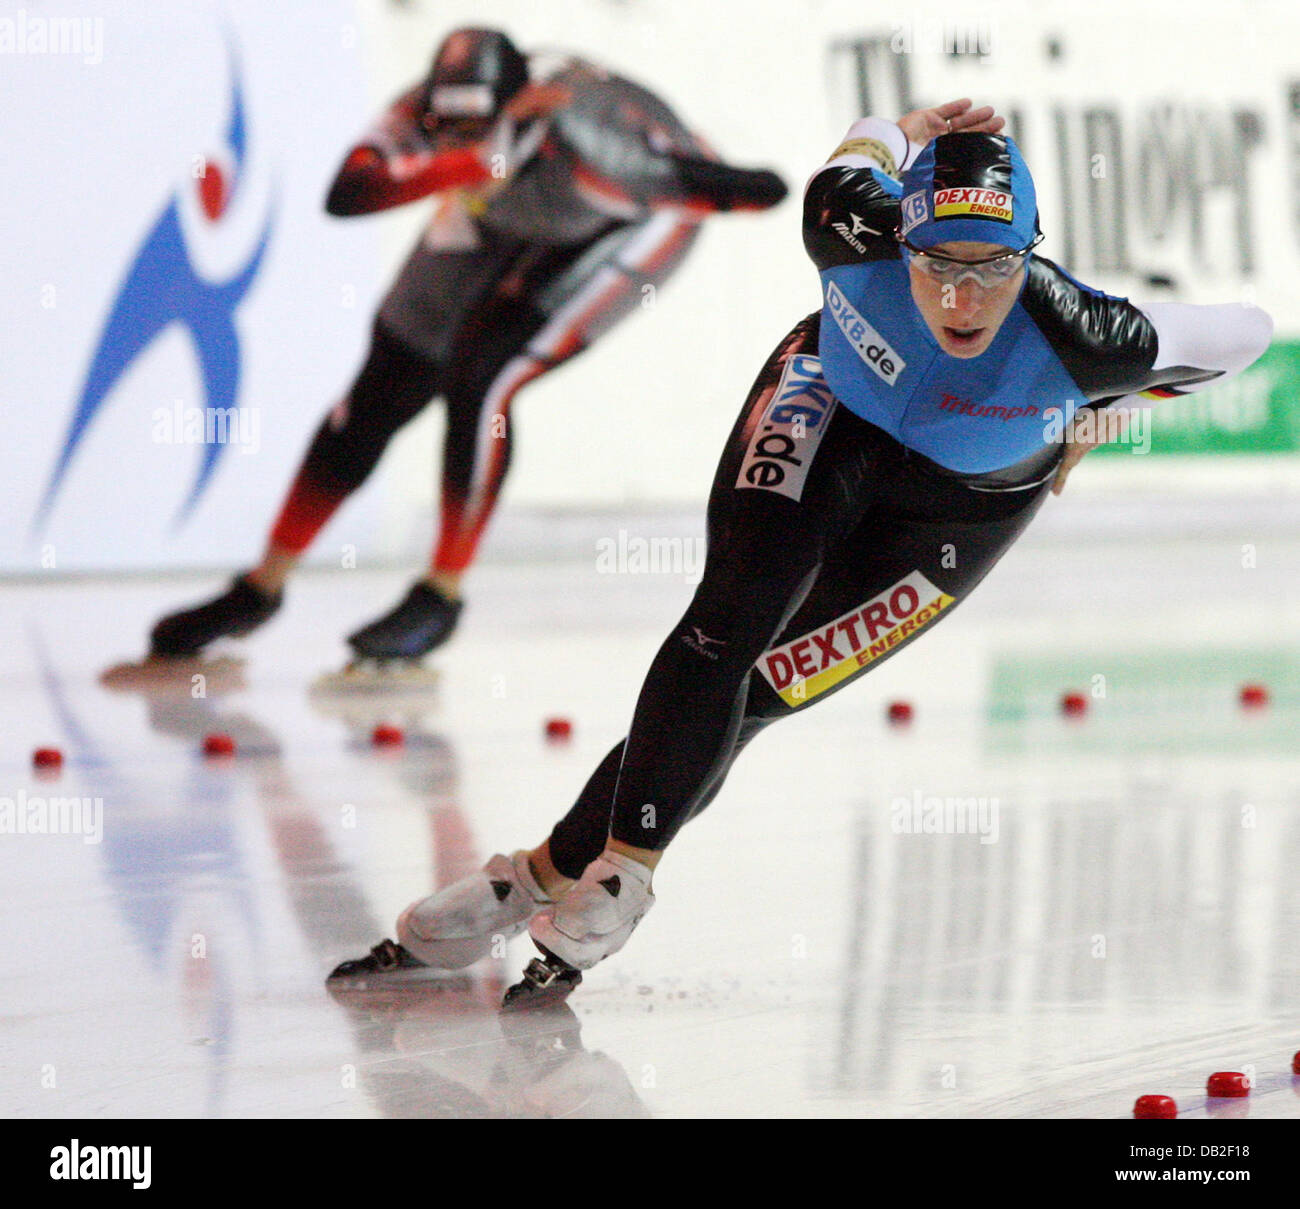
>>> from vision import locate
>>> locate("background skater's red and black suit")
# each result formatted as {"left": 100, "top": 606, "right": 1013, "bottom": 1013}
{"left": 544, "top": 120, "right": 1272, "bottom": 876}
{"left": 268, "top": 55, "right": 786, "bottom": 577}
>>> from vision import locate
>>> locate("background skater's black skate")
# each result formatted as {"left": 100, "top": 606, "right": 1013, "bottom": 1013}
{"left": 149, "top": 574, "right": 282, "bottom": 658}
{"left": 502, "top": 946, "right": 583, "bottom": 1010}
{"left": 326, "top": 937, "right": 477, "bottom": 996}
{"left": 348, "top": 580, "right": 463, "bottom": 660}
{"left": 328, "top": 938, "right": 428, "bottom": 981}
{"left": 315, "top": 581, "right": 462, "bottom": 693}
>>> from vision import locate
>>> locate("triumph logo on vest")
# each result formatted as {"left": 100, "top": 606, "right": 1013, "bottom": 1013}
{"left": 825, "top": 282, "right": 904, "bottom": 385}
{"left": 939, "top": 392, "right": 1038, "bottom": 421}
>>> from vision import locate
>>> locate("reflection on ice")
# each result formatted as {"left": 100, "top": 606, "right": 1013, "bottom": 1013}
{"left": 1, "top": 551, "right": 1297, "bottom": 1118}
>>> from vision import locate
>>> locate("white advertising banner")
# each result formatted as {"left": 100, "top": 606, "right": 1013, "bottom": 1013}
{"left": 348, "top": 0, "right": 1300, "bottom": 516}
{"left": 2, "top": 1, "right": 383, "bottom": 572}
{"left": 6, "top": 0, "right": 1299, "bottom": 575}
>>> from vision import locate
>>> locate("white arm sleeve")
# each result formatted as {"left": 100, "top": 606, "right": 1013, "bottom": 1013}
{"left": 1099, "top": 301, "right": 1274, "bottom": 409}
{"left": 805, "top": 117, "right": 925, "bottom": 190}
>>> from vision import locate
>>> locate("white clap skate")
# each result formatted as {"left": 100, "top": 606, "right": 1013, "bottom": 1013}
{"left": 504, "top": 851, "right": 655, "bottom": 1008}
{"left": 394, "top": 850, "right": 554, "bottom": 969}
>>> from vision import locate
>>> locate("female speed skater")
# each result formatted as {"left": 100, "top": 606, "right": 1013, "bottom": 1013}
{"left": 147, "top": 27, "right": 786, "bottom": 673}
{"left": 330, "top": 97, "right": 1273, "bottom": 1001}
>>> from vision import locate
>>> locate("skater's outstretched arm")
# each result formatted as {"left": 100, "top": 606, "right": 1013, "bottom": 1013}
{"left": 326, "top": 77, "right": 586, "bottom": 217}
{"left": 324, "top": 85, "right": 495, "bottom": 216}
{"left": 1123, "top": 300, "right": 1273, "bottom": 400}
{"left": 556, "top": 89, "right": 788, "bottom": 217}
{"left": 644, "top": 152, "right": 788, "bottom": 213}
{"left": 1051, "top": 299, "right": 1273, "bottom": 493}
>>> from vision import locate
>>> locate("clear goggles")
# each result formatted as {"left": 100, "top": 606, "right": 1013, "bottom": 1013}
{"left": 897, "top": 230, "right": 1043, "bottom": 289}
{"left": 420, "top": 84, "right": 499, "bottom": 142}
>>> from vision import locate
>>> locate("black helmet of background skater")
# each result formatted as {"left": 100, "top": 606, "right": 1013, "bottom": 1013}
{"left": 420, "top": 28, "right": 529, "bottom": 130}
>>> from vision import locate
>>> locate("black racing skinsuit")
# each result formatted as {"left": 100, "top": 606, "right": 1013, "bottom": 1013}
{"left": 544, "top": 120, "right": 1269, "bottom": 875}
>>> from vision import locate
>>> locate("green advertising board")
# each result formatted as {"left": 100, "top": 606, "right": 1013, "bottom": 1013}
{"left": 987, "top": 647, "right": 1298, "bottom": 754}
{"left": 1093, "top": 340, "right": 1300, "bottom": 456}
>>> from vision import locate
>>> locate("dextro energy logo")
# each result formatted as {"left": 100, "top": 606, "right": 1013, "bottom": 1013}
{"left": 825, "top": 282, "right": 904, "bottom": 385}
{"left": 34, "top": 32, "right": 275, "bottom": 534}
{"left": 758, "top": 570, "right": 954, "bottom": 706}
{"left": 934, "top": 186, "right": 1013, "bottom": 222}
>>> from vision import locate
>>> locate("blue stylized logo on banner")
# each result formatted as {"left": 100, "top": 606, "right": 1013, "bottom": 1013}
{"left": 35, "top": 37, "right": 275, "bottom": 533}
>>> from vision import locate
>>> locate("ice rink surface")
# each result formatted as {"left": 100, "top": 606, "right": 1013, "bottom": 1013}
{"left": 2, "top": 507, "right": 1298, "bottom": 1119}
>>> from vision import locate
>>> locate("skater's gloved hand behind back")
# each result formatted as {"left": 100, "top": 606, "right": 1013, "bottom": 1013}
{"left": 1051, "top": 407, "right": 1132, "bottom": 495}
{"left": 500, "top": 79, "right": 571, "bottom": 123}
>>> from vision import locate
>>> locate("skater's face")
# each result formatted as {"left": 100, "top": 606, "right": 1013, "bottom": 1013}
{"left": 906, "top": 240, "right": 1026, "bottom": 359}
